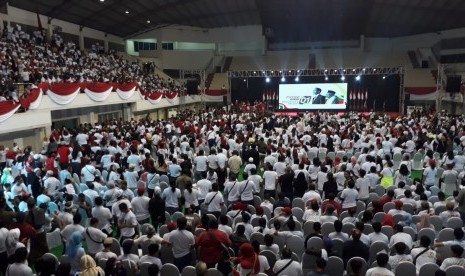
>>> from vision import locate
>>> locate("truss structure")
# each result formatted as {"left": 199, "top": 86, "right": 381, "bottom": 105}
{"left": 227, "top": 67, "right": 404, "bottom": 78}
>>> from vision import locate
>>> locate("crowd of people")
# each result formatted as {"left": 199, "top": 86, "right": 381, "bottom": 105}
{"left": 0, "top": 24, "right": 185, "bottom": 102}
{"left": 0, "top": 101, "right": 464, "bottom": 275}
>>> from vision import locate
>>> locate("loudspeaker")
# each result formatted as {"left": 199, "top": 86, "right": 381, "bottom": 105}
{"left": 446, "top": 76, "right": 461, "bottom": 93}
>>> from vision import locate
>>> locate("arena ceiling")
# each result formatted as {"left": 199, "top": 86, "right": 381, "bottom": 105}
{"left": 6, "top": 0, "right": 465, "bottom": 41}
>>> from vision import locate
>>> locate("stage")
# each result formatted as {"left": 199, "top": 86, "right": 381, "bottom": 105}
{"left": 274, "top": 111, "right": 401, "bottom": 119}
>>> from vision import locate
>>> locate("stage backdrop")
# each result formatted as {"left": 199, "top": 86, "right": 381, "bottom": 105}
{"left": 230, "top": 74, "right": 401, "bottom": 112}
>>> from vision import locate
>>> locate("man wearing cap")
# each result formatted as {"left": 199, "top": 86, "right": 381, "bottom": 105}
{"left": 131, "top": 186, "right": 150, "bottom": 224}
{"left": 243, "top": 157, "right": 256, "bottom": 177}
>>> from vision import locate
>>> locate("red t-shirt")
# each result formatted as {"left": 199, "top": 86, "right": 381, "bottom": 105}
{"left": 57, "top": 146, "right": 70, "bottom": 164}
{"left": 197, "top": 229, "right": 232, "bottom": 264}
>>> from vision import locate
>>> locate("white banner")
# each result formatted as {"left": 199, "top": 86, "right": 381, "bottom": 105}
{"left": 116, "top": 87, "right": 136, "bottom": 100}
{"left": 84, "top": 87, "right": 113, "bottom": 102}
{"left": 29, "top": 90, "right": 43, "bottom": 110}
{"left": 0, "top": 104, "right": 21, "bottom": 123}
{"left": 46, "top": 88, "right": 81, "bottom": 105}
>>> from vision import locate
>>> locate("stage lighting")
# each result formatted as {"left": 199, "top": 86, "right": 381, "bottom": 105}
{"left": 281, "top": 77, "right": 286, "bottom": 82}
{"left": 253, "top": 71, "right": 256, "bottom": 74}
{"left": 341, "top": 76, "right": 345, "bottom": 81}
{"left": 146, "top": 20, "right": 151, "bottom": 24}
{"left": 295, "top": 77, "right": 299, "bottom": 82}
{"left": 243, "top": 79, "right": 247, "bottom": 82}
{"left": 266, "top": 77, "right": 271, "bottom": 83}
{"left": 297, "top": 70, "right": 300, "bottom": 73}
{"left": 373, "top": 69, "right": 377, "bottom": 72}
{"left": 325, "top": 69, "right": 328, "bottom": 72}
{"left": 355, "top": 75, "right": 361, "bottom": 81}
{"left": 382, "top": 76, "right": 386, "bottom": 79}
{"left": 288, "top": 70, "right": 292, "bottom": 73}
{"left": 125, "top": 10, "right": 129, "bottom": 14}
{"left": 325, "top": 77, "right": 329, "bottom": 81}
{"left": 353, "top": 69, "right": 356, "bottom": 72}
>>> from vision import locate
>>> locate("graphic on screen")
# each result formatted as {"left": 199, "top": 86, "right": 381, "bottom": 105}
{"left": 278, "top": 83, "right": 348, "bottom": 110}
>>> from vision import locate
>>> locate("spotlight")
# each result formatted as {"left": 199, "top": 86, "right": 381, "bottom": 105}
{"left": 382, "top": 76, "right": 386, "bottom": 79}
{"left": 341, "top": 76, "right": 345, "bottom": 81}
{"left": 343, "top": 69, "right": 346, "bottom": 72}
{"left": 146, "top": 20, "right": 151, "bottom": 24}
{"left": 373, "top": 68, "right": 377, "bottom": 72}
{"left": 279, "top": 70, "right": 282, "bottom": 73}
{"left": 125, "top": 10, "right": 129, "bottom": 14}
{"left": 355, "top": 75, "right": 361, "bottom": 81}
{"left": 295, "top": 76, "right": 299, "bottom": 82}
{"left": 266, "top": 77, "right": 270, "bottom": 83}
{"left": 325, "top": 77, "right": 329, "bottom": 81}
{"left": 288, "top": 70, "right": 292, "bottom": 73}
{"left": 297, "top": 70, "right": 300, "bottom": 73}
{"left": 243, "top": 79, "right": 247, "bottom": 82}
{"left": 325, "top": 69, "right": 328, "bottom": 72}
{"left": 253, "top": 71, "right": 256, "bottom": 74}
{"left": 353, "top": 69, "right": 356, "bottom": 72}
{"left": 281, "top": 77, "right": 286, "bottom": 82}
{"left": 100, "top": 0, "right": 104, "bottom": 2}
{"left": 363, "top": 68, "right": 366, "bottom": 71}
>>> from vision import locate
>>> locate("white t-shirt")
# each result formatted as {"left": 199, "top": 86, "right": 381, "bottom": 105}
{"left": 81, "top": 165, "right": 96, "bottom": 182}
{"left": 85, "top": 226, "right": 107, "bottom": 254}
{"left": 196, "top": 179, "right": 212, "bottom": 200}
{"left": 76, "top": 133, "right": 89, "bottom": 145}
{"left": 131, "top": 196, "right": 150, "bottom": 221}
{"left": 205, "top": 191, "right": 224, "bottom": 212}
{"left": 411, "top": 247, "right": 436, "bottom": 273}
{"left": 365, "top": 266, "right": 394, "bottom": 276}
{"left": 263, "top": 171, "right": 278, "bottom": 190}
{"left": 164, "top": 229, "right": 195, "bottom": 258}
{"left": 183, "top": 189, "right": 199, "bottom": 208}
{"left": 272, "top": 259, "right": 302, "bottom": 276}
{"left": 162, "top": 188, "right": 181, "bottom": 208}
{"left": 6, "top": 262, "right": 33, "bottom": 276}
{"left": 194, "top": 156, "right": 208, "bottom": 171}
{"left": 340, "top": 188, "right": 358, "bottom": 209}
{"left": 423, "top": 167, "right": 437, "bottom": 186}
{"left": 119, "top": 211, "right": 138, "bottom": 237}
{"left": 356, "top": 177, "right": 371, "bottom": 199}
{"left": 237, "top": 255, "right": 270, "bottom": 276}
{"left": 92, "top": 206, "right": 113, "bottom": 231}
{"left": 225, "top": 180, "right": 240, "bottom": 201}
{"left": 61, "top": 224, "right": 85, "bottom": 243}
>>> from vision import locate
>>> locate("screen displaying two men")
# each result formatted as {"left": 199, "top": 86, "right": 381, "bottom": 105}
{"left": 278, "top": 83, "right": 348, "bottom": 110}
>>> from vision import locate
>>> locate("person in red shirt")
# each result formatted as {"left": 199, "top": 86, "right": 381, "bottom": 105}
{"left": 197, "top": 220, "right": 232, "bottom": 268}
{"left": 45, "top": 153, "right": 58, "bottom": 176}
{"left": 57, "top": 142, "right": 71, "bottom": 165}
{"left": 321, "top": 193, "right": 342, "bottom": 217}
{"left": 379, "top": 189, "right": 395, "bottom": 207}
{"left": 10, "top": 212, "right": 36, "bottom": 243}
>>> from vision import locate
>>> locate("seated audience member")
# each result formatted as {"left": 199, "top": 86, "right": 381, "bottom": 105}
{"left": 138, "top": 243, "right": 162, "bottom": 270}
{"left": 79, "top": 254, "right": 105, "bottom": 276}
{"left": 5, "top": 247, "right": 32, "bottom": 276}
{"left": 95, "top": 238, "right": 118, "bottom": 262}
{"left": 366, "top": 252, "right": 393, "bottom": 276}
{"left": 411, "top": 236, "right": 436, "bottom": 273}
{"left": 389, "top": 224, "right": 413, "bottom": 250}
{"left": 388, "top": 242, "right": 412, "bottom": 271}
{"left": 328, "top": 220, "right": 349, "bottom": 242}
{"left": 233, "top": 243, "right": 271, "bottom": 275}
{"left": 259, "top": 234, "right": 280, "bottom": 257}
{"left": 272, "top": 248, "right": 302, "bottom": 276}
{"left": 439, "top": 245, "right": 465, "bottom": 271}
{"left": 342, "top": 229, "right": 369, "bottom": 267}
{"left": 368, "top": 222, "right": 389, "bottom": 244}
{"left": 118, "top": 239, "right": 139, "bottom": 264}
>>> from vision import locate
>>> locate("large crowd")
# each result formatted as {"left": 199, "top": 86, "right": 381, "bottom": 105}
{"left": 0, "top": 25, "right": 184, "bottom": 102}
{"left": 0, "top": 101, "right": 464, "bottom": 276}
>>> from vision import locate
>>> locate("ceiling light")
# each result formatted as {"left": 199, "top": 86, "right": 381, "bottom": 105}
{"left": 125, "top": 10, "right": 129, "bottom": 14}
{"left": 382, "top": 76, "right": 386, "bottom": 79}
{"left": 281, "top": 77, "right": 286, "bottom": 82}
{"left": 99, "top": 0, "right": 104, "bottom": 2}
{"left": 341, "top": 76, "right": 345, "bottom": 81}
{"left": 295, "top": 77, "right": 299, "bottom": 82}
{"left": 325, "top": 77, "right": 329, "bottom": 81}
{"left": 266, "top": 77, "right": 270, "bottom": 83}
{"left": 355, "top": 75, "right": 361, "bottom": 81}
{"left": 147, "top": 20, "right": 151, "bottom": 24}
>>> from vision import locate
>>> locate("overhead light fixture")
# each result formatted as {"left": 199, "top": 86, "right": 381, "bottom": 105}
{"left": 382, "top": 76, "right": 386, "bottom": 79}
{"left": 125, "top": 10, "right": 129, "bottom": 14}
{"left": 281, "top": 77, "right": 286, "bottom": 82}
{"left": 243, "top": 79, "right": 247, "bottom": 82}
{"left": 325, "top": 69, "right": 328, "bottom": 72}
{"left": 266, "top": 77, "right": 270, "bottom": 83}
{"left": 100, "top": 0, "right": 104, "bottom": 2}
{"left": 295, "top": 76, "right": 299, "bottom": 82}
{"left": 325, "top": 76, "right": 329, "bottom": 81}
{"left": 355, "top": 75, "right": 361, "bottom": 81}
{"left": 146, "top": 20, "right": 151, "bottom": 24}
{"left": 341, "top": 76, "right": 346, "bottom": 81}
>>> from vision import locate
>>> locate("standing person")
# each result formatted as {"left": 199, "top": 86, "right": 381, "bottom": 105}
{"left": 456, "top": 186, "right": 465, "bottom": 221}
{"left": 5, "top": 247, "right": 32, "bottom": 276}
{"left": 224, "top": 174, "right": 240, "bottom": 205}
{"left": 278, "top": 167, "right": 294, "bottom": 201}
{"left": 146, "top": 167, "right": 160, "bottom": 199}
{"left": 162, "top": 182, "right": 181, "bottom": 214}
{"left": 24, "top": 198, "right": 48, "bottom": 265}
{"left": 293, "top": 172, "right": 308, "bottom": 199}
{"left": 84, "top": 218, "right": 107, "bottom": 258}
{"left": 272, "top": 248, "right": 302, "bottom": 276}
{"left": 194, "top": 150, "right": 208, "bottom": 182}
{"left": 183, "top": 181, "right": 199, "bottom": 213}
{"left": 163, "top": 217, "right": 195, "bottom": 271}
{"left": 149, "top": 189, "right": 165, "bottom": 230}
{"left": 67, "top": 231, "right": 86, "bottom": 275}
{"left": 197, "top": 220, "right": 232, "bottom": 268}
{"left": 131, "top": 187, "right": 151, "bottom": 224}
{"left": 228, "top": 150, "right": 242, "bottom": 179}
{"left": 239, "top": 176, "right": 259, "bottom": 206}
{"left": 196, "top": 172, "right": 212, "bottom": 206}
{"left": 205, "top": 183, "right": 224, "bottom": 218}
{"left": 340, "top": 179, "right": 358, "bottom": 211}
{"left": 263, "top": 163, "right": 278, "bottom": 198}
{"left": 117, "top": 203, "right": 138, "bottom": 244}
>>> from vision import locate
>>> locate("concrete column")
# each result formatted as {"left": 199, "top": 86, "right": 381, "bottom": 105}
{"left": 104, "top": 37, "right": 109, "bottom": 52}
{"left": 79, "top": 28, "right": 85, "bottom": 50}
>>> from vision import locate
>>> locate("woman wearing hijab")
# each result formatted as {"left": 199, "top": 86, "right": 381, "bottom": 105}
{"left": 381, "top": 214, "right": 396, "bottom": 228}
{"left": 5, "top": 229, "right": 25, "bottom": 260}
{"left": 0, "top": 168, "right": 13, "bottom": 185}
{"left": 233, "top": 243, "right": 271, "bottom": 276}
{"left": 79, "top": 255, "right": 105, "bottom": 276}
{"left": 67, "top": 231, "right": 86, "bottom": 275}
{"left": 416, "top": 213, "right": 434, "bottom": 231}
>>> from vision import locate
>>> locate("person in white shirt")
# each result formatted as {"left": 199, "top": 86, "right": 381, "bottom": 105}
{"left": 162, "top": 182, "right": 181, "bottom": 214}
{"left": 196, "top": 172, "right": 212, "bottom": 205}
{"left": 302, "top": 184, "right": 322, "bottom": 204}
{"left": 366, "top": 252, "right": 394, "bottom": 276}
{"left": 439, "top": 201, "right": 461, "bottom": 227}
{"left": 248, "top": 168, "right": 263, "bottom": 193}
{"left": 43, "top": 170, "right": 60, "bottom": 197}
{"left": 61, "top": 213, "right": 85, "bottom": 244}
{"left": 439, "top": 245, "right": 465, "bottom": 271}
{"left": 368, "top": 222, "right": 389, "bottom": 244}
{"left": 138, "top": 243, "right": 162, "bottom": 270}
{"left": 243, "top": 157, "right": 256, "bottom": 176}
{"left": 218, "top": 215, "right": 233, "bottom": 236}
{"left": 81, "top": 160, "right": 96, "bottom": 184}
{"left": 84, "top": 217, "right": 107, "bottom": 257}
{"left": 127, "top": 151, "right": 142, "bottom": 172}
{"left": 340, "top": 181, "right": 358, "bottom": 210}
{"left": 92, "top": 197, "right": 113, "bottom": 234}
{"left": 411, "top": 236, "right": 436, "bottom": 274}
{"left": 95, "top": 238, "right": 118, "bottom": 262}
{"left": 131, "top": 187, "right": 151, "bottom": 224}
{"left": 260, "top": 234, "right": 280, "bottom": 256}
{"left": 272, "top": 248, "right": 302, "bottom": 276}
{"left": 328, "top": 220, "right": 349, "bottom": 242}
{"left": 83, "top": 182, "right": 99, "bottom": 204}
{"left": 123, "top": 165, "right": 139, "bottom": 190}
{"left": 238, "top": 177, "right": 259, "bottom": 206}
{"left": 163, "top": 217, "right": 195, "bottom": 271}
{"left": 389, "top": 224, "right": 413, "bottom": 250}
{"left": 224, "top": 175, "right": 240, "bottom": 204}
{"left": 5, "top": 247, "right": 33, "bottom": 276}
{"left": 194, "top": 150, "right": 208, "bottom": 181}
{"left": 263, "top": 164, "right": 278, "bottom": 198}
{"left": 388, "top": 242, "right": 412, "bottom": 271}
{"left": 355, "top": 169, "right": 371, "bottom": 202}
{"left": 205, "top": 183, "right": 224, "bottom": 217}
{"left": 117, "top": 202, "right": 138, "bottom": 242}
